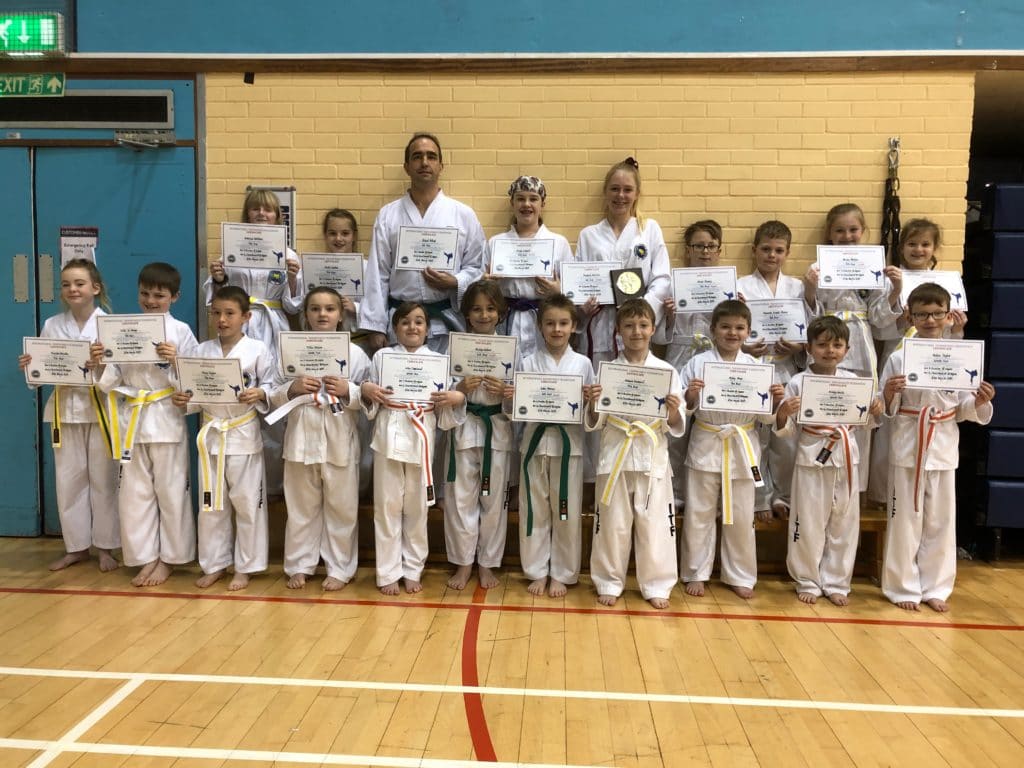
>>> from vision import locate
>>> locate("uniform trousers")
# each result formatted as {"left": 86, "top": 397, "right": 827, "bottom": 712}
{"left": 518, "top": 453, "right": 582, "bottom": 585}
{"left": 54, "top": 422, "right": 119, "bottom": 553}
{"left": 283, "top": 459, "right": 359, "bottom": 582}
{"left": 682, "top": 468, "right": 757, "bottom": 589}
{"left": 118, "top": 441, "right": 195, "bottom": 566}
{"left": 444, "top": 446, "right": 509, "bottom": 568}
{"left": 373, "top": 455, "right": 430, "bottom": 585}
{"left": 197, "top": 453, "right": 268, "bottom": 575}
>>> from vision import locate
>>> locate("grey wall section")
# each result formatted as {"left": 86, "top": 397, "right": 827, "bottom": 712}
{"left": 73, "top": 0, "right": 1023, "bottom": 55}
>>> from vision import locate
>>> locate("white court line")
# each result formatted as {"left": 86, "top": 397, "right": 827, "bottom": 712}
{"left": 0, "top": 737, "right": 604, "bottom": 768}
{"left": 2, "top": 664, "right": 1022, "bottom": 720}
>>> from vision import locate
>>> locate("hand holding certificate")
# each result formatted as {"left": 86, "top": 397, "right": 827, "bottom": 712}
{"left": 379, "top": 352, "right": 450, "bottom": 402}
{"left": 396, "top": 227, "right": 460, "bottom": 272}
{"left": 221, "top": 222, "right": 290, "bottom": 270}
{"left": 176, "top": 358, "right": 244, "bottom": 405}
{"left": 97, "top": 314, "right": 167, "bottom": 364}
{"left": 489, "top": 239, "right": 555, "bottom": 278}
{"left": 900, "top": 270, "right": 968, "bottom": 310}
{"left": 700, "top": 361, "right": 775, "bottom": 414}
{"left": 23, "top": 338, "right": 93, "bottom": 386}
{"left": 448, "top": 333, "right": 518, "bottom": 380}
{"left": 301, "top": 253, "right": 365, "bottom": 296}
{"left": 279, "top": 332, "right": 351, "bottom": 378}
{"left": 902, "top": 338, "right": 984, "bottom": 391}
{"left": 512, "top": 372, "right": 584, "bottom": 424}
{"left": 798, "top": 374, "right": 875, "bottom": 426}
{"left": 816, "top": 245, "right": 887, "bottom": 290}
{"left": 561, "top": 261, "right": 622, "bottom": 305}
{"left": 595, "top": 362, "right": 673, "bottom": 420}
{"left": 672, "top": 266, "right": 737, "bottom": 312}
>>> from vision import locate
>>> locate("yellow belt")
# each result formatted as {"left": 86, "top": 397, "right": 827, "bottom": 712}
{"left": 197, "top": 410, "right": 259, "bottom": 512}
{"left": 109, "top": 386, "right": 176, "bottom": 462}
{"left": 600, "top": 416, "right": 662, "bottom": 506}
{"left": 52, "top": 385, "right": 115, "bottom": 459}
{"left": 695, "top": 420, "right": 761, "bottom": 524}
{"left": 250, "top": 297, "right": 283, "bottom": 311}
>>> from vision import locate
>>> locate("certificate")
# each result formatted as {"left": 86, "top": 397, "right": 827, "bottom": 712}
{"left": 23, "top": 338, "right": 93, "bottom": 387}
{"left": 379, "top": 352, "right": 450, "bottom": 402}
{"left": 900, "top": 270, "right": 968, "bottom": 310}
{"left": 221, "top": 222, "right": 290, "bottom": 270}
{"left": 747, "top": 299, "right": 808, "bottom": 342}
{"left": 512, "top": 372, "right": 584, "bottom": 424}
{"left": 700, "top": 361, "right": 775, "bottom": 415}
{"left": 816, "top": 245, "right": 887, "bottom": 290}
{"left": 561, "top": 261, "right": 622, "bottom": 305}
{"left": 448, "top": 333, "right": 518, "bottom": 380}
{"left": 96, "top": 314, "right": 166, "bottom": 364}
{"left": 902, "top": 338, "right": 985, "bottom": 391}
{"left": 798, "top": 374, "right": 875, "bottom": 426}
{"left": 279, "top": 332, "right": 351, "bottom": 379}
{"left": 672, "top": 266, "right": 737, "bottom": 312}
{"left": 595, "top": 361, "right": 674, "bottom": 420}
{"left": 396, "top": 227, "right": 460, "bottom": 272}
{"left": 301, "top": 253, "right": 365, "bottom": 297}
{"left": 176, "top": 357, "right": 244, "bottom": 405}
{"left": 489, "top": 239, "right": 556, "bottom": 278}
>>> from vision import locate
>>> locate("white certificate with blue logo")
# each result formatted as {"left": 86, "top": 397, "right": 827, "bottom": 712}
{"left": 396, "top": 227, "right": 460, "bottom": 272}
{"left": 221, "top": 222, "right": 290, "bottom": 270}
{"left": 301, "top": 253, "right": 365, "bottom": 297}
{"left": 747, "top": 299, "right": 808, "bottom": 343}
{"left": 279, "top": 332, "right": 351, "bottom": 379}
{"left": 902, "top": 338, "right": 984, "bottom": 391}
{"left": 672, "top": 266, "right": 737, "bottom": 312}
{"left": 595, "top": 361, "right": 673, "bottom": 420}
{"left": 489, "top": 239, "right": 556, "bottom": 278}
{"left": 176, "top": 357, "right": 244, "bottom": 405}
{"left": 23, "top": 338, "right": 93, "bottom": 387}
{"left": 96, "top": 314, "right": 166, "bottom": 364}
{"left": 448, "top": 333, "right": 518, "bottom": 381}
{"left": 899, "top": 270, "right": 968, "bottom": 310}
{"left": 379, "top": 352, "right": 450, "bottom": 402}
{"left": 561, "top": 261, "right": 622, "bottom": 305}
{"left": 700, "top": 361, "right": 775, "bottom": 415}
{"left": 816, "top": 245, "right": 887, "bottom": 290}
{"left": 512, "top": 372, "right": 584, "bottom": 424}
{"left": 798, "top": 374, "right": 875, "bottom": 426}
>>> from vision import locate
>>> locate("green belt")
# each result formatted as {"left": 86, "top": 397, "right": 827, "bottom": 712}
{"left": 388, "top": 295, "right": 452, "bottom": 321}
{"left": 522, "top": 423, "right": 571, "bottom": 536}
{"left": 447, "top": 402, "right": 503, "bottom": 496}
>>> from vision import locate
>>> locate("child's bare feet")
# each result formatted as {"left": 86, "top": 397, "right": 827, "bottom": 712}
{"left": 404, "top": 578, "right": 422, "bottom": 594}
{"left": 827, "top": 593, "right": 849, "bottom": 607}
{"left": 924, "top": 597, "right": 949, "bottom": 612}
{"left": 447, "top": 564, "right": 472, "bottom": 590}
{"left": 141, "top": 560, "right": 171, "bottom": 587}
{"left": 797, "top": 591, "right": 817, "bottom": 604}
{"left": 684, "top": 581, "right": 705, "bottom": 597}
{"left": 132, "top": 559, "right": 158, "bottom": 586}
{"left": 228, "top": 572, "right": 250, "bottom": 591}
{"left": 895, "top": 600, "right": 919, "bottom": 611}
{"left": 287, "top": 573, "right": 306, "bottom": 589}
{"left": 527, "top": 577, "right": 547, "bottom": 596}
{"left": 196, "top": 569, "right": 225, "bottom": 589}
{"left": 49, "top": 550, "right": 90, "bottom": 571}
{"left": 597, "top": 593, "right": 617, "bottom": 606}
{"left": 548, "top": 579, "right": 567, "bottom": 598}
{"left": 322, "top": 576, "right": 347, "bottom": 591}
{"left": 729, "top": 585, "right": 754, "bottom": 599}
{"left": 648, "top": 597, "right": 669, "bottom": 610}
{"left": 380, "top": 581, "right": 400, "bottom": 596}
{"left": 97, "top": 549, "right": 119, "bottom": 572}
{"left": 478, "top": 565, "right": 499, "bottom": 589}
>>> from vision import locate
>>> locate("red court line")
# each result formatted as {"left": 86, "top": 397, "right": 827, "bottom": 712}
{"left": 461, "top": 585, "right": 497, "bottom": 762}
{"left": 2, "top": 585, "right": 1022, "bottom": 632}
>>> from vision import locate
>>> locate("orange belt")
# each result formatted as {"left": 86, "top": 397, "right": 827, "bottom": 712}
{"left": 800, "top": 425, "right": 855, "bottom": 509}
{"left": 385, "top": 400, "right": 437, "bottom": 505}
{"left": 898, "top": 406, "right": 957, "bottom": 512}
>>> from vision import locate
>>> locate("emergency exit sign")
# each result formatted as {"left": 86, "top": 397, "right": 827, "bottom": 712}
{"left": 0, "top": 72, "right": 64, "bottom": 96}
{"left": 0, "top": 12, "right": 64, "bottom": 55}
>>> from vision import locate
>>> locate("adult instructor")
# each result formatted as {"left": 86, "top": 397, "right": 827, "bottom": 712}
{"left": 359, "top": 133, "right": 485, "bottom": 353}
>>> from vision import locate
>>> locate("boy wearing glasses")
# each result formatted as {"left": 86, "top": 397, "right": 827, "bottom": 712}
{"left": 879, "top": 283, "right": 994, "bottom": 612}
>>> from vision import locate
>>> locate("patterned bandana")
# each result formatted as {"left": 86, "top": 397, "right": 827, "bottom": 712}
{"left": 508, "top": 175, "right": 547, "bottom": 201}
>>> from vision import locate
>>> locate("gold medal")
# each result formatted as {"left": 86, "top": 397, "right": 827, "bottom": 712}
{"left": 616, "top": 270, "right": 642, "bottom": 296}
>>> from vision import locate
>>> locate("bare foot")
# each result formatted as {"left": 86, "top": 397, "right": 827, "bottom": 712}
{"left": 380, "top": 581, "right": 400, "bottom": 596}
{"left": 597, "top": 593, "right": 617, "bottom": 606}
{"left": 684, "top": 581, "right": 705, "bottom": 597}
{"left": 827, "top": 593, "right": 849, "bottom": 607}
{"left": 132, "top": 559, "right": 159, "bottom": 587}
{"left": 404, "top": 578, "right": 422, "bottom": 594}
{"left": 322, "top": 576, "right": 347, "bottom": 591}
{"left": 924, "top": 598, "right": 949, "bottom": 612}
{"left": 895, "top": 600, "right": 919, "bottom": 611}
{"left": 228, "top": 572, "right": 250, "bottom": 591}
{"left": 548, "top": 579, "right": 567, "bottom": 598}
{"left": 527, "top": 577, "right": 547, "bottom": 596}
{"left": 729, "top": 585, "right": 754, "bottom": 599}
{"left": 196, "top": 569, "right": 226, "bottom": 589}
{"left": 478, "top": 565, "right": 500, "bottom": 589}
{"left": 141, "top": 560, "right": 171, "bottom": 587}
{"left": 755, "top": 508, "right": 772, "bottom": 523}
{"left": 49, "top": 550, "right": 89, "bottom": 571}
{"left": 447, "top": 564, "right": 472, "bottom": 590}
{"left": 797, "top": 591, "right": 818, "bottom": 604}
{"left": 287, "top": 573, "right": 306, "bottom": 589}
{"left": 97, "top": 549, "right": 119, "bottom": 572}
{"left": 648, "top": 597, "right": 669, "bottom": 610}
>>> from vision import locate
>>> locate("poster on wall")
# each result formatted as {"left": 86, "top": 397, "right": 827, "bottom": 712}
{"left": 59, "top": 226, "right": 99, "bottom": 266}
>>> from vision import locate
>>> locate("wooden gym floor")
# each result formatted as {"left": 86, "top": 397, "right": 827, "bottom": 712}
{"left": 1, "top": 537, "right": 1023, "bottom": 768}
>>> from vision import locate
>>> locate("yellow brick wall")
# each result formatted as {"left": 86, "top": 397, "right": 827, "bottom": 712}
{"left": 205, "top": 71, "right": 974, "bottom": 275}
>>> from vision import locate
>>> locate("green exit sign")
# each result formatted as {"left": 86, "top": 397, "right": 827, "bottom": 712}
{"left": 0, "top": 72, "right": 64, "bottom": 96}
{"left": 0, "top": 12, "right": 64, "bottom": 55}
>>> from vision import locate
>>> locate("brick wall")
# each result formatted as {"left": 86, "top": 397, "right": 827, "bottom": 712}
{"left": 205, "top": 71, "right": 974, "bottom": 273}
